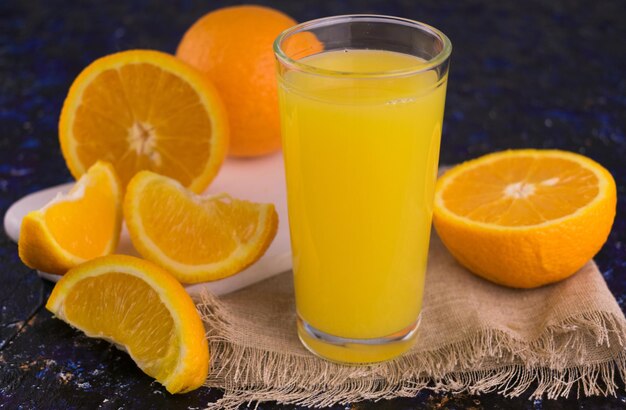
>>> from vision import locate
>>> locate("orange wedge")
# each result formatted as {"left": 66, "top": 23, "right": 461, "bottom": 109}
{"left": 46, "top": 255, "right": 208, "bottom": 394}
{"left": 434, "top": 149, "right": 616, "bottom": 288}
{"left": 124, "top": 171, "right": 278, "bottom": 283}
{"left": 59, "top": 49, "right": 228, "bottom": 193}
{"left": 19, "top": 161, "right": 122, "bottom": 275}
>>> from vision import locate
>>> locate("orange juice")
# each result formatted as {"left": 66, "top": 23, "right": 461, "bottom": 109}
{"left": 277, "top": 49, "right": 448, "bottom": 362}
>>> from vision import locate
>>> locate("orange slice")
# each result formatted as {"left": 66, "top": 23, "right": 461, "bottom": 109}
{"left": 124, "top": 171, "right": 278, "bottom": 283}
{"left": 59, "top": 49, "right": 228, "bottom": 193}
{"left": 433, "top": 149, "right": 616, "bottom": 288}
{"left": 46, "top": 255, "right": 208, "bottom": 394}
{"left": 19, "top": 161, "right": 122, "bottom": 275}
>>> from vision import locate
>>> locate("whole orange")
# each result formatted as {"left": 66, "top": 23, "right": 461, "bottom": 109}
{"left": 176, "top": 5, "right": 296, "bottom": 157}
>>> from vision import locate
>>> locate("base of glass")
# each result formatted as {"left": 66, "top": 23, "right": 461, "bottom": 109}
{"left": 297, "top": 315, "right": 419, "bottom": 364}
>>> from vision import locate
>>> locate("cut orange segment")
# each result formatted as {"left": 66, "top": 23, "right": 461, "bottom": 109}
{"left": 124, "top": 171, "right": 278, "bottom": 283}
{"left": 46, "top": 255, "right": 209, "bottom": 394}
{"left": 19, "top": 161, "right": 122, "bottom": 275}
{"left": 433, "top": 149, "right": 616, "bottom": 288}
{"left": 59, "top": 49, "right": 228, "bottom": 193}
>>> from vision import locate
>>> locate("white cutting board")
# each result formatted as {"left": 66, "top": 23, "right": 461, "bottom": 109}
{"left": 3, "top": 152, "right": 292, "bottom": 296}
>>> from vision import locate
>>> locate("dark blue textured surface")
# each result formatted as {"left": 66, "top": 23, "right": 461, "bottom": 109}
{"left": 0, "top": 0, "right": 625, "bottom": 408}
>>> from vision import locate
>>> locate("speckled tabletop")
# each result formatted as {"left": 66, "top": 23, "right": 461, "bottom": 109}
{"left": 1, "top": 1, "right": 625, "bottom": 409}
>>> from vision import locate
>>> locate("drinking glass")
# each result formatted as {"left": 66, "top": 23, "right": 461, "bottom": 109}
{"left": 274, "top": 15, "right": 451, "bottom": 363}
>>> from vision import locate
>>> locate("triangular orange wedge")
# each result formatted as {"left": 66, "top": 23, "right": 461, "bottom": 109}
{"left": 124, "top": 171, "right": 278, "bottom": 283}
{"left": 46, "top": 255, "right": 209, "bottom": 394}
{"left": 19, "top": 161, "right": 122, "bottom": 275}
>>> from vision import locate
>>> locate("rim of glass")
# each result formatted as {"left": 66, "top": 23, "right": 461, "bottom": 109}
{"left": 273, "top": 14, "right": 452, "bottom": 79}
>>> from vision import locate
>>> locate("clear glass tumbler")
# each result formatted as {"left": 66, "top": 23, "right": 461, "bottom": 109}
{"left": 274, "top": 15, "right": 451, "bottom": 363}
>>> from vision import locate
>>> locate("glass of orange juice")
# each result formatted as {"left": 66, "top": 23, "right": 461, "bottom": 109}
{"left": 274, "top": 15, "right": 452, "bottom": 363}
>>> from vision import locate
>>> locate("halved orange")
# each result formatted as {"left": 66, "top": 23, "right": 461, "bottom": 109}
{"left": 433, "top": 149, "right": 616, "bottom": 288}
{"left": 46, "top": 254, "right": 209, "bottom": 394}
{"left": 124, "top": 171, "right": 278, "bottom": 283}
{"left": 59, "top": 49, "right": 228, "bottom": 193}
{"left": 19, "top": 161, "right": 122, "bottom": 275}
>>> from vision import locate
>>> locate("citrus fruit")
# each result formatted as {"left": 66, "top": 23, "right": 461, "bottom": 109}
{"left": 46, "top": 254, "right": 209, "bottom": 394}
{"left": 433, "top": 149, "right": 616, "bottom": 288}
{"left": 59, "top": 49, "right": 228, "bottom": 193}
{"left": 176, "top": 5, "right": 295, "bottom": 157}
{"left": 124, "top": 170, "right": 279, "bottom": 283}
{"left": 19, "top": 161, "right": 122, "bottom": 275}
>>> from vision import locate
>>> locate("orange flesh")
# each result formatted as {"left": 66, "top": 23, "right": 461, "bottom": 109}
{"left": 441, "top": 156, "right": 599, "bottom": 226}
{"left": 72, "top": 63, "right": 213, "bottom": 187}
{"left": 137, "top": 180, "right": 261, "bottom": 265}
{"left": 44, "top": 174, "right": 118, "bottom": 259}
{"left": 62, "top": 273, "right": 178, "bottom": 381}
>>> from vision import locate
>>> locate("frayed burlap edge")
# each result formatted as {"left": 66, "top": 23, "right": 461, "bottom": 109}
{"left": 197, "top": 291, "right": 626, "bottom": 410}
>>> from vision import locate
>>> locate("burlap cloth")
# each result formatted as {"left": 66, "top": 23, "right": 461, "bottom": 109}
{"left": 197, "top": 232, "right": 626, "bottom": 409}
